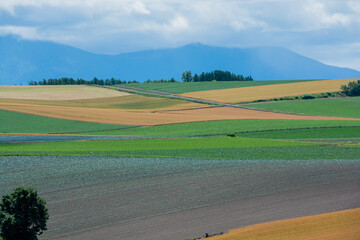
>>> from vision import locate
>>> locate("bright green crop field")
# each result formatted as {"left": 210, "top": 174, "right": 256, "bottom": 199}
{"left": 0, "top": 110, "right": 134, "bottom": 134}
{"left": 2, "top": 135, "right": 360, "bottom": 160}
{"left": 0, "top": 137, "right": 312, "bottom": 153}
{"left": 239, "top": 126, "right": 360, "bottom": 140}
{"left": 1, "top": 137, "right": 359, "bottom": 160}
{"left": 86, "top": 119, "right": 360, "bottom": 137}
{"left": 126, "top": 80, "right": 313, "bottom": 94}
{"left": 243, "top": 97, "right": 360, "bottom": 118}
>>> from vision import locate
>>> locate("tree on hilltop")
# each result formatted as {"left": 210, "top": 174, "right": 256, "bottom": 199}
{"left": 181, "top": 70, "right": 193, "bottom": 82}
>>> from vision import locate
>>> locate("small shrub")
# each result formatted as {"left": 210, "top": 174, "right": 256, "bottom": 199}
{"left": 226, "top": 132, "right": 236, "bottom": 137}
{"left": 302, "top": 94, "right": 315, "bottom": 99}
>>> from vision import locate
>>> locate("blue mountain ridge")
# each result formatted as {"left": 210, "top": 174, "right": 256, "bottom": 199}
{"left": 1, "top": 35, "right": 359, "bottom": 85}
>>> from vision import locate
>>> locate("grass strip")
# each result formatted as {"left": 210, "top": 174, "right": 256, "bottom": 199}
{"left": 243, "top": 97, "right": 360, "bottom": 118}
{"left": 238, "top": 126, "right": 360, "bottom": 140}
{"left": 84, "top": 119, "right": 360, "bottom": 137}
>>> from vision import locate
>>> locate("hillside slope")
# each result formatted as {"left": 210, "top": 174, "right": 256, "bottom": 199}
{"left": 1, "top": 36, "right": 360, "bottom": 84}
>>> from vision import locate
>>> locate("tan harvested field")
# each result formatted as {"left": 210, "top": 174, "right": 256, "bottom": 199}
{"left": 0, "top": 85, "right": 129, "bottom": 100}
{"left": 1, "top": 102, "right": 359, "bottom": 125}
{"left": 180, "top": 78, "right": 356, "bottom": 103}
{"left": 209, "top": 208, "right": 360, "bottom": 240}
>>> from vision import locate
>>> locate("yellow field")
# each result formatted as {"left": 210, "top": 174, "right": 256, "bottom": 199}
{"left": 209, "top": 208, "right": 360, "bottom": 240}
{"left": 1, "top": 102, "right": 358, "bottom": 126}
{"left": 180, "top": 79, "right": 355, "bottom": 103}
{"left": 0, "top": 85, "right": 129, "bottom": 100}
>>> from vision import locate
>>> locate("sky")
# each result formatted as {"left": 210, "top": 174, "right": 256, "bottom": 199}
{"left": 0, "top": 0, "right": 359, "bottom": 70}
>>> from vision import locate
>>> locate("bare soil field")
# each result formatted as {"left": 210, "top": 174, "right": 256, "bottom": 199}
{"left": 180, "top": 78, "right": 355, "bottom": 103}
{"left": 0, "top": 156, "right": 358, "bottom": 240}
{"left": 1, "top": 103, "right": 359, "bottom": 126}
{"left": 0, "top": 85, "right": 129, "bottom": 100}
{"left": 209, "top": 208, "right": 360, "bottom": 240}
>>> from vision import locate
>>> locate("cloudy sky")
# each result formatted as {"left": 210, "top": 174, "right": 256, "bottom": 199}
{"left": 0, "top": 0, "right": 359, "bottom": 70}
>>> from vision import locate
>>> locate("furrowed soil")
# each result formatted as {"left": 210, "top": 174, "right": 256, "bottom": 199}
{"left": 1, "top": 103, "right": 359, "bottom": 125}
{"left": 0, "top": 156, "right": 358, "bottom": 240}
{"left": 181, "top": 78, "right": 355, "bottom": 103}
{"left": 209, "top": 208, "right": 360, "bottom": 240}
{"left": 0, "top": 85, "right": 129, "bottom": 100}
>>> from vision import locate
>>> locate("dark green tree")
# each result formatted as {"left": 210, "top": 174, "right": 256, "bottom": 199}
{"left": 193, "top": 73, "right": 199, "bottom": 82}
{"left": 341, "top": 80, "right": 360, "bottom": 96}
{"left": 0, "top": 187, "right": 49, "bottom": 240}
{"left": 181, "top": 70, "right": 193, "bottom": 82}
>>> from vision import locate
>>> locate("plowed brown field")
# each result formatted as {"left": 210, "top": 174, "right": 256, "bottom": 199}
{"left": 209, "top": 208, "right": 360, "bottom": 240}
{"left": 180, "top": 78, "right": 355, "bottom": 103}
{"left": 1, "top": 102, "right": 359, "bottom": 125}
{"left": 0, "top": 85, "right": 129, "bottom": 100}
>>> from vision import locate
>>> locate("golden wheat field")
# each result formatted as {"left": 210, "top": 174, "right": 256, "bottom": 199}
{"left": 0, "top": 102, "right": 359, "bottom": 125}
{"left": 0, "top": 85, "right": 129, "bottom": 100}
{"left": 209, "top": 208, "right": 360, "bottom": 240}
{"left": 180, "top": 78, "right": 356, "bottom": 103}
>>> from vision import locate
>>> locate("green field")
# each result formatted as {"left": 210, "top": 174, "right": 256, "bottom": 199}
{"left": 86, "top": 119, "right": 360, "bottom": 137}
{"left": 110, "top": 146, "right": 360, "bottom": 160}
{"left": 0, "top": 110, "right": 133, "bottom": 134}
{"left": 0, "top": 137, "right": 312, "bottom": 153}
{"left": 243, "top": 97, "right": 360, "bottom": 118}
{"left": 2, "top": 135, "right": 359, "bottom": 160}
{"left": 126, "top": 80, "right": 313, "bottom": 94}
{"left": 239, "top": 126, "right": 360, "bottom": 140}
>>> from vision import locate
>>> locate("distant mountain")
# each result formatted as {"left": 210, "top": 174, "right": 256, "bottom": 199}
{"left": 1, "top": 36, "right": 360, "bottom": 85}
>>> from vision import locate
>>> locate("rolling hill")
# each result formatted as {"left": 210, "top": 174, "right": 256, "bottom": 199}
{"left": 1, "top": 35, "right": 360, "bottom": 85}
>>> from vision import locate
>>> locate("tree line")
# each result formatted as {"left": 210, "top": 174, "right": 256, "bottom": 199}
{"left": 28, "top": 70, "right": 253, "bottom": 86}
{"left": 181, "top": 70, "right": 253, "bottom": 82}
{"left": 28, "top": 77, "right": 129, "bottom": 86}
{"left": 28, "top": 77, "right": 180, "bottom": 86}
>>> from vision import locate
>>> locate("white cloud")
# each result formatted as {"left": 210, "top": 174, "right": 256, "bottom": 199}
{"left": 305, "top": 0, "right": 351, "bottom": 27}
{"left": 0, "top": 25, "right": 39, "bottom": 39}
{"left": 0, "top": 0, "right": 358, "bottom": 69}
{"left": 126, "top": 1, "right": 150, "bottom": 15}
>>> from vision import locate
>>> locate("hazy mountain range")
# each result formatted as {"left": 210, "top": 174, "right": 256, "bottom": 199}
{"left": 1, "top": 35, "right": 359, "bottom": 85}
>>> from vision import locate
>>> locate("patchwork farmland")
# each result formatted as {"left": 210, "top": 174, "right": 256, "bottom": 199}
{"left": 180, "top": 78, "right": 356, "bottom": 103}
{"left": 0, "top": 79, "right": 359, "bottom": 240}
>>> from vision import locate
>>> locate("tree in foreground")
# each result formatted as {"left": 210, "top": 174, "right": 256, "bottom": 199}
{"left": 0, "top": 187, "right": 49, "bottom": 240}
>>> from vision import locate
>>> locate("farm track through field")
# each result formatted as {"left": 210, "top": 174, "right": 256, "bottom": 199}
{"left": 106, "top": 84, "right": 360, "bottom": 119}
